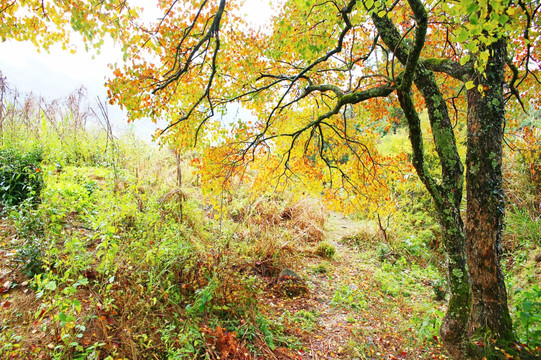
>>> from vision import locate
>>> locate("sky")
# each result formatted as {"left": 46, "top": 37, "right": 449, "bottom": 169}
{"left": 0, "top": 0, "right": 276, "bottom": 142}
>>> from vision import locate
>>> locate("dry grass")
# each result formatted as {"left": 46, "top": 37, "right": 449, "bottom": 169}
{"left": 235, "top": 196, "right": 327, "bottom": 243}
{"left": 281, "top": 198, "right": 327, "bottom": 243}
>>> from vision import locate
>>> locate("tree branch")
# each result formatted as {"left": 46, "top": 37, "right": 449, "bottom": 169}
{"left": 153, "top": 0, "right": 226, "bottom": 94}
{"left": 422, "top": 58, "right": 471, "bottom": 82}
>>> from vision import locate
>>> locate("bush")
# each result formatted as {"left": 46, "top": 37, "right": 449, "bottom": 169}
{"left": 316, "top": 241, "right": 336, "bottom": 259}
{"left": 514, "top": 285, "right": 541, "bottom": 349}
{"left": 16, "top": 238, "right": 46, "bottom": 277}
{"left": 0, "top": 147, "right": 44, "bottom": 207}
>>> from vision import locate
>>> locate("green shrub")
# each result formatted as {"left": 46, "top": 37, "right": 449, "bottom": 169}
{"left": 311, "top": 262, "right": 329, "bottom": 274}
{"left": 505, "top": 206, "right": 541, "bottom": 247}
{"left": 16, "top": 238, "right": 46, "bottom": 277}
{"left": 514, "top": 285, "right": 541, "bottom": 349}
{"left": 316, "top": 241, "right": 336, "bottom": 259}
{"left": 331, "top": 284, "right": 367, "bottom": 310}
{"left": 0, "top": 147, "right": 44, "bottom": 207}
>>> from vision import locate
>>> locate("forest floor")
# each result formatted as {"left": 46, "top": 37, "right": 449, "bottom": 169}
{"left": 0, "top": 209, "right": 447, "bottom": 360}
{"left": 263, "top": 212, "right": 449, "bottom": 360}
{"left": 1, "top": 192, "right": 540, "bottom": 359}
{"left": 0, "top": 207, "right": 450, "bottom": 360}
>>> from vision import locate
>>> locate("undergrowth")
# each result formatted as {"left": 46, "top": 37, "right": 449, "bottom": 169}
{"left": 0, "top": 90, "right": 312, "bottom": 359}
{"left": 0, "top": 84, "right": 540, "bottom": 359}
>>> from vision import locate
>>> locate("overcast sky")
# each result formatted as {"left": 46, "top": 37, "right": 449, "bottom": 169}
{"left": 0, "top": 0, "right": 275, "bottom": 142}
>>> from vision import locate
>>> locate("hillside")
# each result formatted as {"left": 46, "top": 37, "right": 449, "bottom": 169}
{"left": 0, "top": 89, "right": 540, "bottom": 360}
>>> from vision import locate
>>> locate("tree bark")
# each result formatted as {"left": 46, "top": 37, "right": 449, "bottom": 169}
{"left": 369, "top": 3, "right": 479, "bottom": 355}
{"left": 437, "top": 206, "right": 477, "bottom": 360}
{"left": 397, "top": 81, "right": 477, "bottom": 360}
{"left": 465, "top": 38, "right": 514, "bottom": 341}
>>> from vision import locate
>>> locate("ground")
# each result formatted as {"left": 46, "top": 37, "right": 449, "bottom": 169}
{"left": 0, "top": 208, "right": 450, "bottom": 359}
{"left": 262, "top": 212, "right": 449, "bottom": 360}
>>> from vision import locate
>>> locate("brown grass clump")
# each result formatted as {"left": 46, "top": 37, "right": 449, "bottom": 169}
{"left": 281, "top": 198, "right": 327, "bottom": 243}
{"left": 201, "top": 325, "right": 253, "bottom": 360}
{"left": 234, "top": 196, "right": 328, "bottom": 243}
{"left": 340, "top": 226, "right": 380, "bottom": 247}
{"left": 239, "top": 197, "right": 284, "bottom": 228}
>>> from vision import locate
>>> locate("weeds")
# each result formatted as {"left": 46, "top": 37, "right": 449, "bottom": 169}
{"left": 1, "top": 79, "right": 540, "bottom": 359}
{"left": 0, "top": 147, "right": 44, "bottom": 207}
{"left": 514, "top": 285, "right": 541, "bottom": 349}
{"left": 316, "top": 241, "right": 336, "bottom": 259}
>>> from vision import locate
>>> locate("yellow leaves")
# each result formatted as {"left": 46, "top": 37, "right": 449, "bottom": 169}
{"left": 0, "top": 0, "right": 133, "bottom": 51}
{"left": 479, "top": 49, "right": 490, "bottom": 65}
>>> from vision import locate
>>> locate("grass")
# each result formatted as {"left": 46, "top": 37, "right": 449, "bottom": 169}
{"left": 0, "top": 87, "right": 540, "bottom": 359}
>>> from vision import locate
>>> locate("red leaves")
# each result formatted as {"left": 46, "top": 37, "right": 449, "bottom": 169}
{"left": 0, "top": 279, "right": 10, "bottom": 293}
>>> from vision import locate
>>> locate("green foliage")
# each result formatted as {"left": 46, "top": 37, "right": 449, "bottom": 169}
{"left": 310, "top": 262, "right": 329, "bottom": 274}
{"left": 0, "top": 147, "right": 44, "bottom": 207}
{"left": 505, "top": 206, "right": 541, "bottom": 248}
{"left": 16, "top": 238, "right": 46, "bottom": 277}
{"left": 377, "top": 243, "right": 396, "bottom": 264}
{"left": 316, "top": 241, "right": 336, "bottom": 259}
{"left": 9, "top": 202, "right": 47, "bottom": 277}
{"left": 159, "top": 323, "right": 205, "bottom": 359}
{"left": 412, "top": 304, "right": 444, "bottom": 341}
{"left": 331, "top": 284, "right": 367, "bottom": 310}
{"left": 432, "top": 278, "right": 447, "bottom": 301}
{"left": 281, "top": 309, "right": 319, "bottom": 332}
{"left": 254, "top": 314, "right": 293, "bottom": 350}
{"left": 514, "top": 285, "right": 541, "bottom": 348}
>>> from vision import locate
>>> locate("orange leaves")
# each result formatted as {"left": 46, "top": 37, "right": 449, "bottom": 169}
{"left": 201, "top": 325, "right": 252, "bottom": 360}
{"left": 112, "top": 68, "right": 122, "bottom": 78}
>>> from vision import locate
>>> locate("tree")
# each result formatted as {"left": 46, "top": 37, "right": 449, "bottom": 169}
{"left": 0, "top": 0, "right": 136, "bottom": 51}
{"left": 108, "top": 1, "right": 541, "bottom": 358}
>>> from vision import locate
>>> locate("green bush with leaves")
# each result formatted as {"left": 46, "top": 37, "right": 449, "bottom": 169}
{"left": 0, "top": 147, "right": 44, "bottom": 207}
{"left": 514, "top": 285, "right": 541, "bottom": 349}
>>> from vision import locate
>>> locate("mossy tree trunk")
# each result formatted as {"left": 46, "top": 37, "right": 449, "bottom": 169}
{"left": 397, "top": 71, "right": 477, "bottom": 360}
{"left": 370, "top": 5, "right": 477, "bottom": 356}
{"left": 370, "top": 2, "right": 515, "bottom": 357}
{"left": 465, "top": 38, "right": 514, "bottom": 342}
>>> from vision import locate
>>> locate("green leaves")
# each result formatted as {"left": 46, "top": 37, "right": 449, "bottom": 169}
{"left": 465, "top": 1, "right": 479, "bottom": 15}
{"left": 44, "top": 280, "right": 57, "bottom": 291}
{"left": 456, "top": 29, "right": 469, "bottom": 43}
{"left": 498, "top": 13, "right": 509, "bottom": 25}
{"left": 0, "top": 148, "right": 44, "bottom": 207}
{"left": 447, "top": 0, "right": 516, "bottom": 75}
{"left": 479, "top": 50, "right": 489, "bottom": 64}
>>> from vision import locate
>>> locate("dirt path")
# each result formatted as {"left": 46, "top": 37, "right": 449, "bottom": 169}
{"left": 265, "top": 212, "right": 374, "bottom": 359}
{"left": 266, "top": 212, "right": 448, "bottom": 360}
{"left": 297, "top": 212, "right": 368, "bottom": 359}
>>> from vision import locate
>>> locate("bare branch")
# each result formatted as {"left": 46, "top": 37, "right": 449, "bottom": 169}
{"left": 153, "top": 0, "right": 225, "bottom": 94}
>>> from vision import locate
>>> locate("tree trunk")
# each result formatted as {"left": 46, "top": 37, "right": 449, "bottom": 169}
{"left": 465, "top": 38, "right": 514, "bottom": 341}
{"left": 397, "top": 72, "right": 477, "bottom": 358}
{"left": 369, "top": 3, "right": 513, "bottom": 357}
{"left": 438, "top": 207, "right": 477, "bottom": 360}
